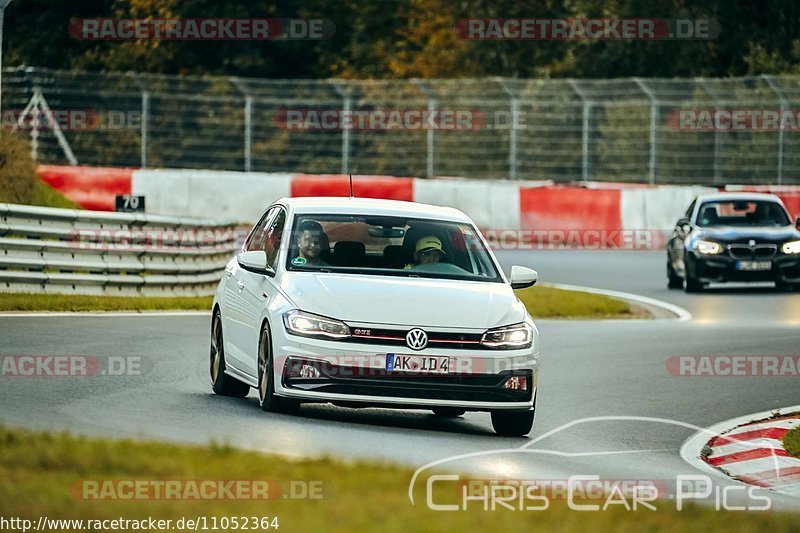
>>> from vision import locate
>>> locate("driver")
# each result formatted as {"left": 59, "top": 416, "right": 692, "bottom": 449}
{"left": 406, "top": 235, "right": 445, "bottom": 268}
{"left": 292, "top": 220, "right": 330, "bottom": 267}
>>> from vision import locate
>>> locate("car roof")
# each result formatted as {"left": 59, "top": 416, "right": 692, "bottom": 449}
{"left": 695, "top": 192, "right": 785, "bottom": 204}
{"left": 275, "top": 197, "right": 472, "bottom": 222}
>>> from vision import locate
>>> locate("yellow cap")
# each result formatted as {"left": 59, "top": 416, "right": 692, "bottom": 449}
{"left": 415, "top": 235, "right": 445, "bottom": 255}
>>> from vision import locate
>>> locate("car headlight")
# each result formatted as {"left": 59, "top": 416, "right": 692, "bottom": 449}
{"left": 694, "top": 240, "right": 723, "bottom": 254}
{"left": 283, "top": 310, "right": 350, "bottom": 339}
{"left": 782, "top": 240, "right": 800, "bottom": 254}
{"left": 481, "top": 323, "right": 533, "bottom": 349}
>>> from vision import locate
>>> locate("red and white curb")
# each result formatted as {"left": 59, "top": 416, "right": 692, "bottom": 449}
{"left": 681, "top": 406, "right": 800, "bottom": 498}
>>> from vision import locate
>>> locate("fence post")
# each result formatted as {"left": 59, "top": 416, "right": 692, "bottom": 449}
{"left": 330, "top": 82, "right": 351, "bottom": 175}
{"left": 698, "top": 79, "right": 723, "bottom": 185}
{"left": 231, "top": 77, "right": 253, "bottom": 172}
{"left": 568, "top": 80, "right": 592, "bottom": 182}
{"left": 141, "top": 91, "right": 149, "bottom": 169}
{"left": 762, "top": 75, "right": 786, "bottom": 186}
{"left": 634, "top": 78, "right": 659, "bottom": 185}
{"left": 129, "top": 74, "right": 149, "bottom": 168}
{"left": 414, "top": 80, "right": 437, "bottom": 178}
{"left": 498, "top": 79, "right": 519, "bottom": 180}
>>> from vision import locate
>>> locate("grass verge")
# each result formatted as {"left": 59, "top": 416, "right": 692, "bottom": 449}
{"left": 516, "top": 285, "right": 639, "bottom": 319}
{"left": 0, "top": 133, "right": 77, "bottom": 208}
{"left": 0, "top": 293, "right": 212, "bottom": 312}
{"left": 0, "top": 288, "right": 635, "bottom": 318}
{"left": 0, "top": 426, "right": 796, "bottom": 533}
{"left": 783, "top": 426, "right": 800, "bottom": 458}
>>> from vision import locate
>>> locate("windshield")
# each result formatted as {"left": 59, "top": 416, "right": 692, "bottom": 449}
{"left": 284, "top": 214, "right": 502, "bottom": 283}
{"left": 696, "top": 200, "right": 790, "bottom": 228}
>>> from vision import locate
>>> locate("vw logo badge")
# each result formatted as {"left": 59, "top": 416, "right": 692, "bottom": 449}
{"left": 405, "top": 328, "right": 428, "bottom": 351}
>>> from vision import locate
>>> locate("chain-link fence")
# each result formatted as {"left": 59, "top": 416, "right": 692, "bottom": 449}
{"left": 4, "top": 66, "right": 800, "bottom": 185}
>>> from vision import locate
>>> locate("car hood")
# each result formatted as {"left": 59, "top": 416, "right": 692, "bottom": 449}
{"left": 695, "top": 226, "right": 800, "bottom": 243}
{"left": 279, "top": 273, "right": 526, "bottom": 329}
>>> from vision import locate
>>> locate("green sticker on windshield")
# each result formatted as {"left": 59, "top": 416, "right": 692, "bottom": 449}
{"left": 291, "top": 257, "right": 307, "bottom": 266}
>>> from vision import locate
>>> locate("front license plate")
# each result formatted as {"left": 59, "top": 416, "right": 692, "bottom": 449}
{"left": 386, "top": 354, "right": 450, "bottom": 374}
{"left": 735, "top": 261, "right": 772, "bottom": 271}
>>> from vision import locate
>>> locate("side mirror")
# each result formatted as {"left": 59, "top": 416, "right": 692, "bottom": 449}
{"left": 238, "top": 250, "right": 275, "bottom": 277}
{"left": 510, "top": 265, "right": 538, "bottom": 290}
{"left": 676, "top": 217, "right": 692, "bottom": 234}
{"left": 796, "top": 216, "right": 800, "bottom": 230}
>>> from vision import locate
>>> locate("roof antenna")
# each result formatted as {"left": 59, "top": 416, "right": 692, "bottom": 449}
{"left": 349, "top": 173, "right": 354, "bottom": 198}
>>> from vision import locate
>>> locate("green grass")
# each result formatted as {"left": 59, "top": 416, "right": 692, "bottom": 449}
{"left": 0, "top": 133, "right": 78, "bottom": 208}
{"left": 0, "top": 293, "right": 212, "bottom": 312}
{"left": 28, "top": 179, "right": 80, "bottom": 208}
{"left": 516, "top": 285, "right": 637, "bottom": 319}
{"left": 0, "top": 426, "right": 796, "bottom": 533}
{"left": 0, "top": 287, "right": 635, "bottom": 318}
{"left": 783, "top": 426, "right": 800, "bottom": 458}
{"left": 0, "top": 289, "right": 634, "bottom": 318}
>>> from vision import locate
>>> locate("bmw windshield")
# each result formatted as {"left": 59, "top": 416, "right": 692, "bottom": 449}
{"left": 284, "top": 214, "right": 503, "bottom": 283}
{"left": 696, "top": 200, "right": 790, "bottom": 228}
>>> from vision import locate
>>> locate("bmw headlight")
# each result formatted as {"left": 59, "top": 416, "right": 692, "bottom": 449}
{"left": 694, "top": 240, "right": 723, "bottom": 255}
{"left": 481, "top": 323, "right": 533, "bottom": 349}
{"left": 283, "top": 310, "right": 350, "bottom": 339}
{"left": 782, "top": 240, "right": 800, "bottom": 254}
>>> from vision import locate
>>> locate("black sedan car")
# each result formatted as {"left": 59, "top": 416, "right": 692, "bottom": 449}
{"left": 667, "top": 193, "right": 800, "bottom": 292}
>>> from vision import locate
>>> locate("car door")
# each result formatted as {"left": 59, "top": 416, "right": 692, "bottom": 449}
{"left": 234, "top": 207, "right": 288, "bottom": 377}
{"left": 224, "top": 207, "right": 277, "bottom": 372}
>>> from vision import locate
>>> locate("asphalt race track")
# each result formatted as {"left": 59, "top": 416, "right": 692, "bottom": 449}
{"left": 2, "top": 250, "right": 799, "bottom": 509}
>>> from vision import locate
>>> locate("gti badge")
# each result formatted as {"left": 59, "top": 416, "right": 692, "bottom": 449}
{"left": 405, "top": 328, "right": 428, "bottom": 351}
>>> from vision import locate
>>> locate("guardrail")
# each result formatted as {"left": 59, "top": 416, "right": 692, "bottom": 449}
{"left": 0, "top": 203, "right": 242, "bottom": 296}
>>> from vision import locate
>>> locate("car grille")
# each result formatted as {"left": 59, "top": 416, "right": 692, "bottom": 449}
{"left": 346, "top": 327, "right": 486, "bottom": 350}
{"left": 728, "top": 244, "right": 777, "bottom": 260}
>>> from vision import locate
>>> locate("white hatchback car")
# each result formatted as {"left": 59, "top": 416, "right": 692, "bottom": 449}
{"left": 211, "top": 197, "right": 540, "bottom": 436}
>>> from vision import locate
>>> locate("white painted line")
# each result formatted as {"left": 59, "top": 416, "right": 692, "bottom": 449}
{"left": 543, "top": 282, "right": 693, "bottom": 321}
{"left": 680, "top": 405, "right": 800, "bottom": 495}
{"left": 0, "top": 311, "right": 210, "bottom": 317}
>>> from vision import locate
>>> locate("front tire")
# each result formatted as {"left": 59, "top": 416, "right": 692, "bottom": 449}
{"left": 684, "top": 274, "right": 703, "bottom": 293}
{"left": 683, "top": 255, "right": 703, "bottom": 293}
{"left": 210, "top": 311, "right": 250, "bottom": 398}
{"left": 258, "top": 323, "right": 300, "bottom": 414}
{"left": 491, "top": 410, "right": 535, "bottom": 437}
{"left": 776, "top": 281, "right": 796, "bottom": 292}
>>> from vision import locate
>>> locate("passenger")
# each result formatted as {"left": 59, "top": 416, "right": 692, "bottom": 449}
{"left": 291, "top": 220, "right": 330, "bottom": 267}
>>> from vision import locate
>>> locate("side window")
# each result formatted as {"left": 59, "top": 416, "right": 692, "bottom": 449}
{"left": 244, "top": 208, "right": 276, "bottom": 253}
{"left": 262, "top": 209, "right": 287, "bottom": 267}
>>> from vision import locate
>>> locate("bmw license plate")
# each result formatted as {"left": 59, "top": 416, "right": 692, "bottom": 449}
{"left": 386, "top": 354, "right": 450, "bottom": 374}
{"left": 735, "top": 261, "right": 772, "bottom": 271}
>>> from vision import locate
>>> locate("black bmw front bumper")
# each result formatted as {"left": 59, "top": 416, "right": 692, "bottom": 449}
{"left": 687, "top": 252, "right": 800, "bottom": 284}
